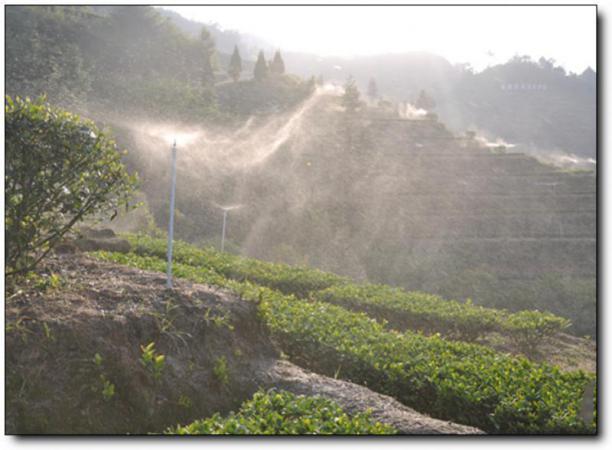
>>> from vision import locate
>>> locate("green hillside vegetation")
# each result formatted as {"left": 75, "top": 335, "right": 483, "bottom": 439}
{"left": 258, "top": 287, "right": 593, "bottom": 434}
{"left": 127, "top": 234, "right": 347, "bottom": 296}
{"left": 5, "top": 96, "right": 138, "bottom": 275}
{"left": 168, "top": 389, "right": 396, "bottom": 435}
{"left": 5, "top": 6, "right": 214, "bottom": 120}
{"left": 5, "top": 5, "right": 311, "bottom": 122}
{"left": 5, "top": 5, "right": 594, "bottom": 338}
{"left": 120, "top": 234, "right": 570, "bottom": 351}
{"left": 278, "top": 52, "right": 596, "bottom": 159}
{"left": 92, "top": 238, "right": 595, "bottom": 434}
{"left": 161, "top": 6, "right": 596, "bottom": 160}
{"left": 217, "top": 74, "right": 314, "bottom": 116}
{"left": 314, "top": 285, "right": 570, "bottom": 350}
{"left": 4, "top": 5, "right": 596, "bottom": 436}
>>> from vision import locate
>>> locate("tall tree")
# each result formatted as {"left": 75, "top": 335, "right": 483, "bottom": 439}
{"left": 270, "top": 50, "right": 285, "bottom": 74}
{"left": 228, "top": 45, "right": 242, "bottom": 82}
{"left": 367, "top": 77, "right": 378, "bottom": 100}
{"left": 341, "top": 76, "right": 361, "bottom": 153}
{"left": 341, "top": 76, "right": 361, "bottom": 114}
{"left": 253, "top": 50, "right": 268, "bottom": 81}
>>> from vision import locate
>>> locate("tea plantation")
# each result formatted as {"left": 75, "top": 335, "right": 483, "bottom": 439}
{"left": 92, "top": 234, "right": 596, "bottom": 434}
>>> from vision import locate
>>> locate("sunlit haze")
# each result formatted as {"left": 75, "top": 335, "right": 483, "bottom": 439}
{"left": 161, "top": 5, "right": 596, "bottom": 73}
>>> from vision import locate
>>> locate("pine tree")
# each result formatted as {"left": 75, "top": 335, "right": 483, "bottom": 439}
{"left": 341, "top": 76, "right": 361, "bottom": 113}
{"left": 253, "top": 50, "right": 268, "bottom": 81}
{"left": 270, "top": 50, "right": 285, "bottom": 74}
{"left": 341, "top": 76, "right": 361, "bottom": 152}
{"left": 367, "top": 77, "right": 378, "bottom": 100}
{"left": 228, "top": 45, "right": 242, "bottom": 82}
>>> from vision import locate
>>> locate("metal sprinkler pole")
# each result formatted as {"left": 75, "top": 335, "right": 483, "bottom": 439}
{"left": 166, "top": 140, "right": 177, "bottom": 288}
{"left": 221, "top": 209, "right": 228, "bottom": 252}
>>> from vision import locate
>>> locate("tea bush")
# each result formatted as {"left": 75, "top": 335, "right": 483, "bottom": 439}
{"left": 5, "top": 95, "right": 137, "bottom": 274}
{"left": 93, "top": 250, "right": 595, "bottom": 434}
{"left": 168, "top": 389, "right": 396, "bottom": 435}
{"left": 121, "top": 234, "right": 572, "bottom": 346}
{"left": 126, "top": 234, "right": 348, "bottom": 297}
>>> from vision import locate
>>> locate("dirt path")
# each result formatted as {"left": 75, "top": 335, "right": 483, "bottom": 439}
{"left": 256, "top": 359, "right": 481, "bottom": 434}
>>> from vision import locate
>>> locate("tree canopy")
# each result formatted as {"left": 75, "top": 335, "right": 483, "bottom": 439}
{"left": 254, "top": 50, "right": 268, "bottom": 81}
{"left": 228, "top": 45, "right": 242, "bottom": 82}
{"left": 270, "top": 50, "right": 286, "bottom": 75}
{"left": 5, "top": 5, "right": 218, "bottom": 119}
{"left": 5, "top": 95, "right": 138, "bottom": 274}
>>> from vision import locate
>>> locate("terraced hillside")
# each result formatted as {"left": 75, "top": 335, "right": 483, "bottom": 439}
{"left": 103, "top": 90, "right": 595, "bottom": 335}
{"left": 204, "top": 94, "right": 596, "bottom": 335}
{"left": 357, "top": 116, "right": 596, "bottom": 334}
{"left": 6, "top": 230, "right": 595, "bottom": 434}
{"left": 89, "top": 235, "right": 595, "bottom": 434}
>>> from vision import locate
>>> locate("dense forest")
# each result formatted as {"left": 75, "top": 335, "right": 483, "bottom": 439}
{"left": 5, "top": 5, "right": 311, "bottom": 122}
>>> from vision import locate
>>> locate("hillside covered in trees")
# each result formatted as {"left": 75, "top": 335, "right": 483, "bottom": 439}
{"left": 281, "top": 52, "right": 596, "bottom": 160}
{"left": 5, "top": 5, "right": 310, "bottom": 122}
{"left": 160, "top": 8, "right": 595, "bottom": 160}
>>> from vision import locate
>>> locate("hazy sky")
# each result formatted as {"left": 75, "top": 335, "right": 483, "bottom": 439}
{"left": 162, "top": 5, "right": 596, "bottom": 73}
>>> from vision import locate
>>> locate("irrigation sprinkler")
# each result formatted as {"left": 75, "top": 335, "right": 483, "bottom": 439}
{"left": 166, "top": 140, "right": 177, "bottom": 288}
{"left": 221, "top": 209, "right": 228, "bottom": 252}
{"left": 214, "top": 203, "right": 244, "bottom": 252}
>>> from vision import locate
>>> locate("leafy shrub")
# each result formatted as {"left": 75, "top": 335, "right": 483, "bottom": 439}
{"left": 438, "top": 269, "right": 595, "bottom": 337}
{"left": 91, "top": 353, "right": 116, "bottom": 402}
{"left": 140, "top": 342, "right": 165, "bottom": 380}
{"left": 502, "top": 310, "right": 571, "bottom": 357}
{"left": 167, "top": 389, "right": 396, "bottom": 435}
{"left": 315, "top": 284, "right": 502, "bottom": 341}
{"left": 216, "top": 75, "right": 315, "bottom": 116}
{"left": 5, "top": 95, "right": 137, "bottom": 274}
{"left": 257, "top": 290, "right": 595, "bottom": 434}
{"left": 120, "top": 234, "right": 573, "bottom": 350}
{"left": 126, "top": 234, "right": 347, "bottom": 297}
{"left": 315, "top": 284, "right": 573, "bottom": 350}
{"left": 213, "top": 356, "right": 230, "bottom": 386}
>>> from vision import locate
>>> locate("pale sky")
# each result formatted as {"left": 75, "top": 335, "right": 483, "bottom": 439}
{"left": 162, "top": 5, "right": 596, "bottom": 73}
